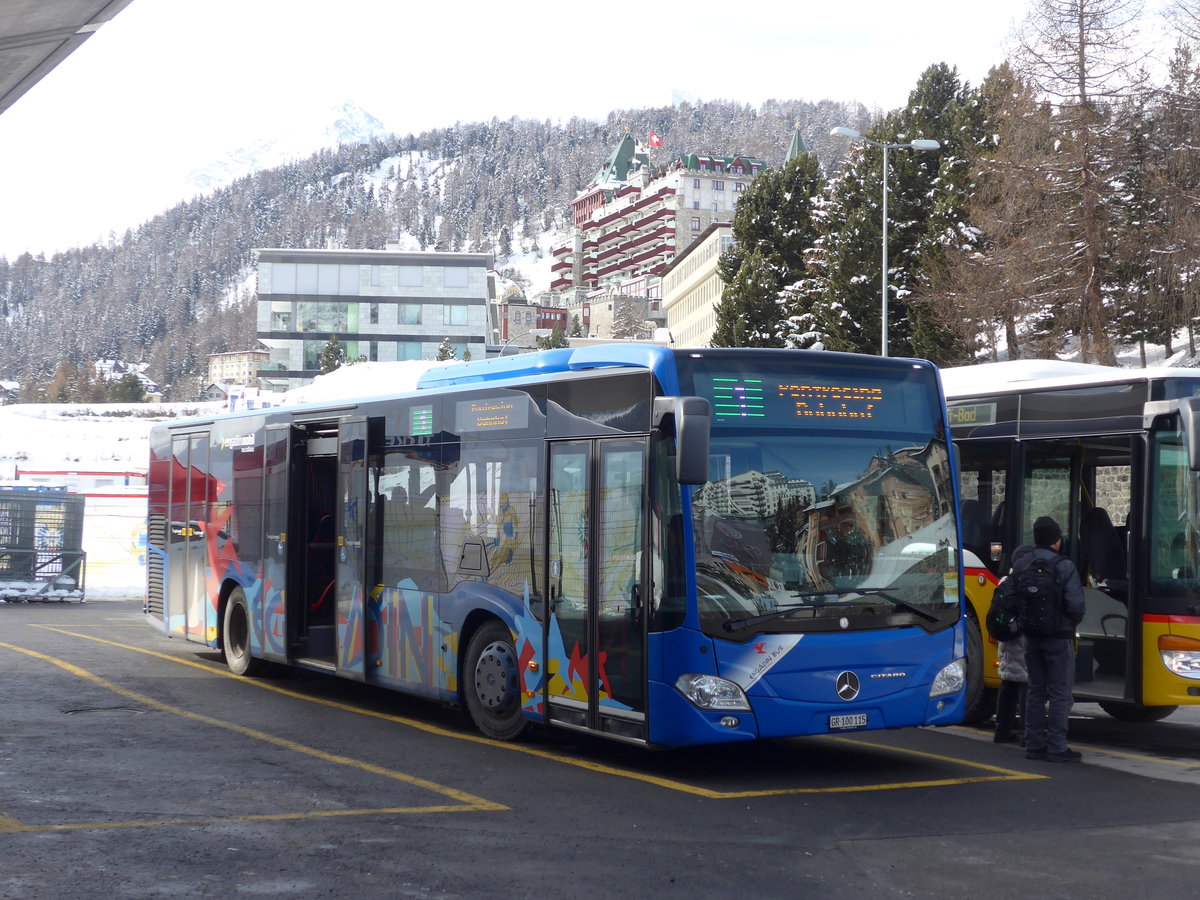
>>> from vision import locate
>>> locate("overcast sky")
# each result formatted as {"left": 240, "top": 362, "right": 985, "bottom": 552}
{"left": 0, "top": 0, "right": 1030, "bottom": 259}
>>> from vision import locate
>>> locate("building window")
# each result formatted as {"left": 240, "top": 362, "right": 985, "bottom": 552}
{"left": 443, "top": 267, "right": 469, "bottom": 289}
{"left": 693, "top": 200, "right": 700, "bottom": 210}
{"left": 692, "top": 217, "right": 701, "bottom": 230}
{"left": 297, "top": 301, "right": 347, "bottom": 333}
{"left": 395, "top": 341, "right": 421, "bottom": 360}
{"left": 398, "top": 304, "right": 421, "bottom": 325}
{"left": 444, "top": 305, "right": 468, "bottom": 326}
{"left": 713, "top": 181, "right": 724, "bottom": 191}
{"left": 734, "top": 182, "right": 744, "bottom": 192}
{"left": 693, "top": 178, "right": 700, "bottom": 188}
{"left": 369, "top": 302, "right": 379, "bottom": 324}
{"left": 715, "top": 162, "right": 723, "bottom": 173}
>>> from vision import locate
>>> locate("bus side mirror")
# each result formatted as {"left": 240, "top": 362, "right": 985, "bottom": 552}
{"left": 1180, "top": 398, "right": 1200, "bottom": 471}
{"left": 654, "top": 396, "right": 711, "bottom": 486}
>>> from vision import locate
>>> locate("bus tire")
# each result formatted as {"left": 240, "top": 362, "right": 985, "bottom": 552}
{"left": 961, "top": 611, "right": 994, "bottom": 724}
{"left": 463, "top": 620, "right": 528, "bottom": 741}
{"left": 223, "top": 587, "right": 263, "bottom": 677}
{"left": 1097, "top": 701, "right": 1178, "bottom": 723}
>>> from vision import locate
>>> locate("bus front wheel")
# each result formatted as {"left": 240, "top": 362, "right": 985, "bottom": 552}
{"left": 223, "top": 587, "right": 264, "bottom": 677}
{"left": 961, "top": 611, "right": 994, "bottom": 724}
{"left": 463, "top": 620, "right": 528, "bottom": 741}
{"left": 1097, "top": 701, "right": 1177, "bottom": 723}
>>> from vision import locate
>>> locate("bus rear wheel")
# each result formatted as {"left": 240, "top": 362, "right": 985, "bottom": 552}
{"left": 1097, "top": 701, "right": 1177, "bottom": 723}
{"left": 464, "top": 620, "right": 528, "bottom": 741}
{"left": 223, "top": 587, "right": 264, "bottom": 677}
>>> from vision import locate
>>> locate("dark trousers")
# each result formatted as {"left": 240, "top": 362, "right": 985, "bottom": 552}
{"left": 994, "top": 679, "right": 1027, "bottom": 739}
{"left": 1024, "top": 636, "right": 1076, "bottom": 755}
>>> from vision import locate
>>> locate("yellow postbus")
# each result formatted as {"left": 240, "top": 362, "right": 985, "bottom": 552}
{"left": 944, "top": 360, "right": 1200, "bottom": 722}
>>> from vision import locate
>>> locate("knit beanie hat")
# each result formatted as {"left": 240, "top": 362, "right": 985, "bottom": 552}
{"left": 1033, "top": 516, "right": 1062, "bottom": 548}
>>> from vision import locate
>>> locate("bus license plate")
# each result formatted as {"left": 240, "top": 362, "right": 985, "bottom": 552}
{"left": 828, "top": 713, "right": 868, "bottom": 730}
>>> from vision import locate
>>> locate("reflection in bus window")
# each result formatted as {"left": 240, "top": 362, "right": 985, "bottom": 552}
{"left": 690, "top": 434, "right": 959, "bottom": 636}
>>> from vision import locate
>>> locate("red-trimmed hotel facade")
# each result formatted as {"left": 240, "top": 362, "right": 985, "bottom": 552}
{"left": 550, "top": 134, "right": 767, "bottom": 300}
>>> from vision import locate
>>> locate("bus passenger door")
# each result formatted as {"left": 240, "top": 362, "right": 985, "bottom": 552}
{"left": 168, "top": 433, "right": 210, "bottom": 643}
{"left": 547, "top": 439, "right": 647, "bottom": 740}
{"left": 336, "top": 417, "right": 369, "bottom": 680}
{"left": 259, "top": 424, "right": 291, "bottom": 664}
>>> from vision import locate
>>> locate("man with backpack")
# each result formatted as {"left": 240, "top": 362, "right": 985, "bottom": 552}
{"left": 1001, "top": 515, "right": 1086, "bottom": 762}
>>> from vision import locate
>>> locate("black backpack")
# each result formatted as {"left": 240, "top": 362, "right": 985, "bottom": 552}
{"left": 1013, "top": 554, "right": 1065, "bottom": 637}
{"left": 985, "top": 587, "right": 1022, "bottom": 642}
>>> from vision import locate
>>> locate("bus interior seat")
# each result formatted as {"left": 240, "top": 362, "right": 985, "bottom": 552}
{"left": 1082, "top": 507, "right": 1127, "bottom": 592}
{"left": 959, "top": 499, "right": 989, "bottom": 563}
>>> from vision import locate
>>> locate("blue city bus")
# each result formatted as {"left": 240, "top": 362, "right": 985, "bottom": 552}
{"left": 145, "top": 345, "right": 967, "bottom": 746}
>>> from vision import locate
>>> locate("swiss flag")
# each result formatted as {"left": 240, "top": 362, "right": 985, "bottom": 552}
{"left": 648, "top": 130, "right": 663, "bottom": 147}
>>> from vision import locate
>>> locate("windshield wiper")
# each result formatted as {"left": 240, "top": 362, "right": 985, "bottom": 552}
{"left": 723, "top": 588, "right": 938, "bottom": 633}
{"left": 845, "top": 588, "right": 940, "bottom": 623}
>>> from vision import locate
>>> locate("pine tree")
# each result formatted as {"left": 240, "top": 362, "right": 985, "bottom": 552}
{"left": 319, "top": 335, "right": 346, "bottom": 373}
{"left": 537, "top": 325, "right": 569, "bottom": 349}
{"left": 808, "top": 64, "right": 976, "bottom": 362}
{"left": 712, "top": 151, "right": 825, "bottom": 347}
{"left": 436, "top": 337, "right": 457, "bottom": 360}
{"left": 612, "top": 299, "right": 651, "bottom": 340}
{"left": 109, "top": 373, "right": 146, "bottom": 402}
{"left": 711, "top": 249, "right": 786, "bottom": 347}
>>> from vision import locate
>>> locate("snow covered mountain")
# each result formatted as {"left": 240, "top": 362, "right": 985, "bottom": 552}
{"left": 183, "top": 101, "right": 393, "bottom": 194}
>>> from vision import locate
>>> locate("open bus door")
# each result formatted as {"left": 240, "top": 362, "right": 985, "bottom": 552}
{"left": 546, "top": 438, "right": 648, "bottom": 742}
{"left": 259, "top": 424, "right": 291, "bottom": 664}
{"left": 335, "top": 416, "right": 369, "bottom": 680}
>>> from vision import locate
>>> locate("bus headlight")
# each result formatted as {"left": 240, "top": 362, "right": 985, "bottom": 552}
{"left": 930, "top": 658, "right": 966, "bottom": 697}
{"left": 675, "top": 674, "right": 751, "bottom": 711}
{"left": 1159, "top": 635, "right": 1200, "bottom": 679}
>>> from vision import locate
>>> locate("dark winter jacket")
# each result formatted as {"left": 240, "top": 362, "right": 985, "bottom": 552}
{"left": 1003, "top": 544, "right": 1086, "bottom": 639}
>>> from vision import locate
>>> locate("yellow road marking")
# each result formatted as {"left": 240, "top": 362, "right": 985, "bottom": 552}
{"left": 25, "top": 626, "right": 1042, "bottom": 797}
{"left": 0, "top": 639, "right": 506, "bottom": 832}
{"left": 943, "top": 724, "right": 1200, "bottom": 770}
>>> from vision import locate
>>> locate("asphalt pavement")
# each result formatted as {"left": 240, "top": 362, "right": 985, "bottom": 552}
{"left": 2, "top": 598, "right": 1198, "bottom": 899}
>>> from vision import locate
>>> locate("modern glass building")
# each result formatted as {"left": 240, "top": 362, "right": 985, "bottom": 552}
{"left": 255, "top": 246, "right": 494, "bottom": 390}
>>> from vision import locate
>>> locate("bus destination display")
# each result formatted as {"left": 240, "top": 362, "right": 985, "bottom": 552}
{"left": 947, "top": 402, "right": 997, "bottom": 428}
{"left": 708, "top": 375, "right": 886, "bottom": 423}
{"left": 456, "top": 396, "right": 530, "bottom": 432}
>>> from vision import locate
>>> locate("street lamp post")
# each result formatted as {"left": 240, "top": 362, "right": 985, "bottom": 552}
{"left": 830, "top": 127, "right": 940, "bottom": 357}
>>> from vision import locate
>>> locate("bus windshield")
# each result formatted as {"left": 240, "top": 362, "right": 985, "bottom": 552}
{"left": 677, "top": 352, "right": 959, "bottom": 638}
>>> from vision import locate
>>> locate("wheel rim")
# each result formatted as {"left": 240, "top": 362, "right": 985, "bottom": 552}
{"left": 474, "top": 641, "right": 518, "bottom": 714}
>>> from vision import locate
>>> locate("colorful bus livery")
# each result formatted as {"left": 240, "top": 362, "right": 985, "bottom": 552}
{"left": 146, "top": 345, "right": 968, "bottom": 747}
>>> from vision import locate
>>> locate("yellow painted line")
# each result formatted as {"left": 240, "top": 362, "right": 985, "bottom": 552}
{"left": 943, "top": 724, "right": 1200, "bottom": 770}
{"left": 0, "top": 805, "right": 486, "bottom": 834}
{"left": 1065, "top": 744, "right": 1199, "bottom": 767}
{"left": 0, "top": 640, "right": 506, "bottom": 832}
{"left": 29, "top": 626, "right": 1042, "bottom": 798}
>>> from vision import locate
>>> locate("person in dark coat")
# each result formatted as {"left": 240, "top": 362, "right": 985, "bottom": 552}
{"left": 1006, "top": 516, "right": 1086, "bottom": 762}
